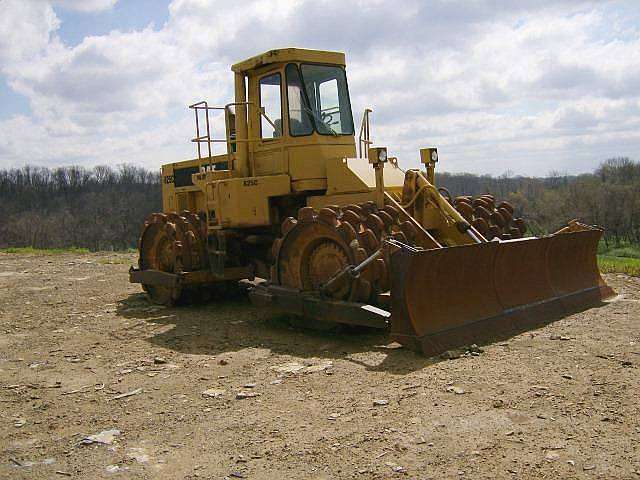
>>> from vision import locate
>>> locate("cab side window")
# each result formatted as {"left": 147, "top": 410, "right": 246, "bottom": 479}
{"left": 259, "top": 73, "right": 282, "bottom": 139}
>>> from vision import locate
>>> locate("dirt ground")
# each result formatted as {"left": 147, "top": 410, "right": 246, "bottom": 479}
{"left": 0, "top": 252, "right": 638, "bottom": 480}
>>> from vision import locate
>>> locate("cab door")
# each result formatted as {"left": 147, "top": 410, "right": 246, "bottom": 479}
{"left": 249, "top": 69, "right": 287, "bottom": 177}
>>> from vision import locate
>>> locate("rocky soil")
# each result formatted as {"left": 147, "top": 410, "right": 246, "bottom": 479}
{"left": 0, "top": 252, "right": 638, "bottom": 479}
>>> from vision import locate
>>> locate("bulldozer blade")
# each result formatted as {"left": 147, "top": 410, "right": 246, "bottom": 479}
{"left": 389, "top": 229, "right": 615, "bottom": 357}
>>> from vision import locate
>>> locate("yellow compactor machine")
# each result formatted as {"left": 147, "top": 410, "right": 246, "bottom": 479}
{"left": 130, "top": 48, "right": 614, "bottom": 356}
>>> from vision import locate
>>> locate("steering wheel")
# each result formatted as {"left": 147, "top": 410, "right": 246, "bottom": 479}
{"left": 321, "top": 111, "right": 334, "bottom": 124}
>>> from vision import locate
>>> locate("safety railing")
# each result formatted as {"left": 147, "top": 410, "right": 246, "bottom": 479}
{"left": 189, "top": 101, "right": 279, "bottom": 169}
{"left": 358, "top": 108, "right": 373, "bottom": 159}
{"left": 189, "top": 101, "right": 235, "bottom": 168}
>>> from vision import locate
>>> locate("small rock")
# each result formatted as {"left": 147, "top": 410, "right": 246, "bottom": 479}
{"left": 621, "top": 360, "right": 633, "bottom": 367}
{"left": 229, "top": 472, "right": 245, "bottom": 478}
{"left": 243, "top": 383, "right": 257, "bottom": 388}
{"left": 391, "top": 465, "right": 406, "bottom": 473}
{"left": 545, "top": 452, "right": 560, "bottom": 461}
{"left": 271, "top": 361, "right": 333, "bottom": 375}
{"left": 446, "top": 386, "right": 465, "bottom": 395}
{"left": 82, "top": 429, "right": 121, "bottom": 445}
{"left": 416, "top": 437, "right": 427, "bottom": 445}
{"left": 327, "top": 413, "right": 340, "bottom": 421}
{"left": 567, "top": 460, "right": 575, "bottom": 466}
{"left": 218, "top": 359, "right": 229, "bottom": 366}
{"left": 202, "top": 388, "right": 225, "bottom": 399}
{"left": 561, "top": 374, "right": 573, "bottom": 380}
{"left": 583, "top": 465, "right": 595, "bottom": 471}
{"left": 440, "top": 350, "right": 462, "bottom": 360}
{"left": 105, "top": 465, "right": 122, "bottom": 473}
{"left": 108, "top": 388, "right": 142, "bottom": 401}
{"left": 304, "top": 361, "right": 333, "bottom": 373}
{"left": 468, "top": 344, "right": 484, "bottom": 353}
{"left": 236, "top": 391, "right": 261, "bottom": 400}
{"left": 14, "top": 418, "right": 26, "bottom": 428}
{"left": 153, "top": 356, "right": 167, "bottom": 365}
{"left": 373, "top": 399, "right": 389, "bottom": 406}
{"left": 127, "top": 448, "right": 149, "bottom": 463}
{"left": 271, "top": 362, "right": 305, "bottom": 374}
{"left": 270, "top": 379, "right": 283, "bottom": 385}
{"left": 492, "top": 399, "right": 505, "bottom": 408}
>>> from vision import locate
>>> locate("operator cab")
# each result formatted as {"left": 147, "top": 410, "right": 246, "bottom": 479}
{"left": 259, "top": 62, "right": 354, "bottom": 139}
{"left": 230, "top": 49, "right": 358, "bottom": 184}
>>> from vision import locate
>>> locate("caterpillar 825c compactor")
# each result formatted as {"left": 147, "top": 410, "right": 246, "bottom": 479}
{"left": 130, "top": 48, "right": 614, "bottom": 356}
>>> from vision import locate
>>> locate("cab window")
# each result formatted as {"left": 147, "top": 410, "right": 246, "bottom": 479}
{"left": 301, "top": 64, "right": 354, "bottom": 135}
{"left": 285, "top": 64, "right": 314, "bottom": 136}
{"left": 259, "top": 73, "right": 282, "bottom": 139}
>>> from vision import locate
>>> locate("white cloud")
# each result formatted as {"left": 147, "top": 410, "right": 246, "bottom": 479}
{"left": 0, "top": 0, "right": 639, "bottom": 175}
{"left": 0, "top": 1, "right": 59, "bottom": 65}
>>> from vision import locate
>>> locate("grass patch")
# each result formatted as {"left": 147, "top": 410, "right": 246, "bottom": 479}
{"left": 598, "top": 255, "right": 640, "bottom": 276}
{"left": 597, "top": 241, "right": 640, "bottom": 259}
{"left": 0, "top": 246, "right": 90, "bottom": 255}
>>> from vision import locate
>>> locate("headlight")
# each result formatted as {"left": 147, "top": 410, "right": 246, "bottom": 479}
{"left": 368, "top": 147, "right": 388, "bottom": 164}
{"left": 431, "top": 150, "right": 438, "bottom": 162}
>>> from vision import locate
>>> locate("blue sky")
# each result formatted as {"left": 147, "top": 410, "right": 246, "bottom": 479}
{"left": 54, "top": 0, "right": 170, "bottom": 46}
{"left": 0, "top": 0, "right": 639, "bottom": 176}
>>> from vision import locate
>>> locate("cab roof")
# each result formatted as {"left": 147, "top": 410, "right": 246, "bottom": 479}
{"left": 231, "top": 48, "right": 346, "bottom": 73}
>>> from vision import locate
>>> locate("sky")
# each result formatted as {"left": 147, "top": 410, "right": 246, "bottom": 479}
{"left": 0, "top": 0, "right": 639, "bottom": 176}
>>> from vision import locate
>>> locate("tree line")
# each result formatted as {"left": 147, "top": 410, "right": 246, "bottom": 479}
{"left": 0, "top": 158, "right": 637, "bottom": 251}
{"left": 0, "top": 165, "right": 160, "bottom": 251}
{"left": 438, "top": 157, "right": 639, "bottom": 245}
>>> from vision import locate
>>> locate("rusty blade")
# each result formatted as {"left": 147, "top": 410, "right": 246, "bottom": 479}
{"left": 389, "top": 230, "right": 614, "bottom": 357}
{"left": 547, "top": 229, "right": 615, "bottom": 308}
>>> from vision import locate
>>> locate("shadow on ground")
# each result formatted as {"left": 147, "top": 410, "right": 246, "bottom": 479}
{"left": 116, "top": 292, "right": 439, "bottom": 374}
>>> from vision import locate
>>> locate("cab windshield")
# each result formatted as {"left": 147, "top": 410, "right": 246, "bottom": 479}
{"left": 286, "top": 63, "right": 354, "bottom": 136}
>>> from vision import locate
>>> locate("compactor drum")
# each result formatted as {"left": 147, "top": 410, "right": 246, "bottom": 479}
{"left": 130, "top": 48, "right": 614, "bottom": 357}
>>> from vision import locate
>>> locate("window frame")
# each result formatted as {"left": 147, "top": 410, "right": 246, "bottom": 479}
{"left": 258, "top": 71, "right": 284, "bottom": 141}
{"left": 285, "top": 62, "right": 355, "bottom": 138}
{"left": 300, "top": 63, "right": 355, "bottom": 137}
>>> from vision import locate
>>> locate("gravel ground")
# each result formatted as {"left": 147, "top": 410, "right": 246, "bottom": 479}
{"left": 0, "top": 251, "right": 638, "bottom": 479}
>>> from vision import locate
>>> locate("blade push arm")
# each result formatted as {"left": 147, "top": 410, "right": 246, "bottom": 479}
{"left": 401, "top": 169, "right": 486, "bottom": 246}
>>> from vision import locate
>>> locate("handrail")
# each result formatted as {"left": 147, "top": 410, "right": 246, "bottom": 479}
{"left": 189, "top": 101, "right": 280, "bottom": 169}
{"left": 358, "top": 108, "right": 373, "bottom": 158}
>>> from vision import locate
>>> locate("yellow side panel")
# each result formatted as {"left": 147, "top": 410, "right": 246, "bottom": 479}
{"left": 326, "top": 157, "right": 406, "bottom": 196}
{"left": 216, "top": 174, "right": 291, "bottom": 228}
{"left": 288, "top": 144, "right": 355, "bottom": 181}
{"left": 161, "top": 158, "right": 217, "bottom": 214}
{"left": 253, "top": 147, "right": 287, "bottom": 177}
